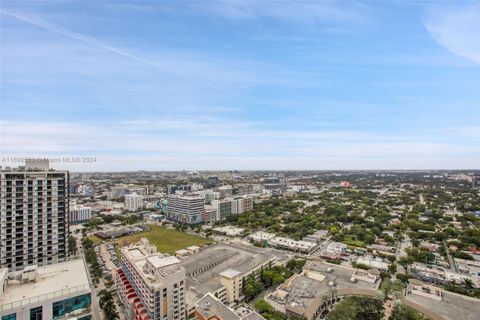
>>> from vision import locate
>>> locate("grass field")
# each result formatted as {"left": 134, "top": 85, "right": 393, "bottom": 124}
{"left": 88, "top": 235, "right": 103, "bottom": 244}
{"left": 342, "top": 236, "right": 366, "bottom": 248}
{"left": 113, "top": 224, "right": 212, "bottom": 254}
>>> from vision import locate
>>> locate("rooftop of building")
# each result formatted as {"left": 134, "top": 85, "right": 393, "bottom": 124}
{"left": 269, "top": 261, "right": 380, "bottom": 311}
{"left": 220, "top": 269, "right": 242, "bottom": 279}
{"left": 183, "top": 243, "right": 278, "bottom": 303}
{"left": 168, "top": 193, "right": 204, "bottom": 199}
{"left": 405, "top": 288, "right": 480, "bottom": 320}
{"left": 122, "top": 239, "right": 184, "bottom": 283}
{"left": 196, "top": 293, "right": 241, "bottom": 320}
{"left": 0, "top": 259, "right": 90, "bottom": 307}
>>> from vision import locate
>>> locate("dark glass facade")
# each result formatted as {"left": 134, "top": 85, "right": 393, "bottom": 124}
{"left": 52, "top": 293, "right": 91, "bottom": 319}
{"left": 29, "top": 306, "right": 42, "bottom": 320}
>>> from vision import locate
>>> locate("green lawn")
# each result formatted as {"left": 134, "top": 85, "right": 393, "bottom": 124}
{"left": 88, "top": 235, "right": 103, "bottom": 244}
{"left": 114, "top": 224, "right": 212, "bottom": 254}
{"left": 343, "top": 236, "right": 366, "bottom": 248}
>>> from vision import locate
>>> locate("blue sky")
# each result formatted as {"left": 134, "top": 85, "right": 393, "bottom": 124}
{"left": 1, "top": 0, "right": 479, "bottom": 171}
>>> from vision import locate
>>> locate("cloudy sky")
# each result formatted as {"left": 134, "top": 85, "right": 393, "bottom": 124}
{"left": 1, "top": 0, "right": 479, "bottom": 171}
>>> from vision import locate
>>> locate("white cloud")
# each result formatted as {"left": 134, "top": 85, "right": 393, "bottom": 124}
{"left": 191, "top": 1, "right": 370, "bottom": 27}
{"left": 424, "top": 4, "right": 480, "bottom": 64}
{"left": 1, "top": 119, "right": 478, "bottom": 170}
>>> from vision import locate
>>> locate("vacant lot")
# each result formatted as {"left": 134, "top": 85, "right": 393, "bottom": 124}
{"left": 113, "top": 224, "right": 212, "bottom": 254}
{"left": 343, "top": 236, "right": 366, "bottom": 248}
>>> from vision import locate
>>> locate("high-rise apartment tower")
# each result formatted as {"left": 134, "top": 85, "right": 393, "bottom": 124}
{"left": 0, "top": 160, "right": 69, "bottom": 271}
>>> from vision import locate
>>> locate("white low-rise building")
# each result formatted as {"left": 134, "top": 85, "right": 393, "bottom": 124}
{"left": 355, "top": 256, "right": 390, "bottom": 271}
{"left": 326, "top": 242, "right": 347, "bottom": 256}
{"left": 212, "top": 226, "right": 245, "bottom": 237}
{"left": 269, "top": 237, "right": 317, "bottom": 253}
{"left": 248, "top": 231, "right": 276, "bottom": 244}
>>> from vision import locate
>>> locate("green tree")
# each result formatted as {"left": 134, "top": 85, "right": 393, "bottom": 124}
{"left": 381, "top": 278, "right": 404, "bottom": 300}
{"left": 68, "top": 235, "right": 77, "bottom": 255}
{"left": 272, "top": 274, "right": 285, "bottom": 286}
{"left": 389, "top": 304, "right": 429, "bottom": 320}
{"left": 98, "top": 289, "right": 119, "bottom": 320}
{"left": 326, "top": 296, "right": 384, "bottom": 320}
{"left": 254, "top": 299, "right": 273, "bottom": 314}
{"left": 398, "top": 256, "right": 414, "bottom": 269}
{"left": 388, "top": 263, "right": 397, "bottom": 274}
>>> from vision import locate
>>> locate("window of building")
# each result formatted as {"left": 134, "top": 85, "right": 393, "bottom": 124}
{"left": 52, "top": 293, "right": 91, "bottom": 319}
{"left": 2, "top": 314, "right": 16, "bottom": 320}
{"left": 30, "top": 306, "right": 42, "bottom": 320}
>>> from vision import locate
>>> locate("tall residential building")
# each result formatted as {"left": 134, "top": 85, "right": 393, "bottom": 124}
{"left": 211, "top": 199, "right": 232, "bottom": 221}
{"left": 167, "top": 194, "right": 205, "bottom": 224}
{"left": 0, "top": 160, "right": 69, "bottom": 271}
{"left": 232, "top": 196, "right": 253, "bottom": 215}
{"left": 115, "top": 238, "right": 186, "bottom": 320}
{"left": 69, "top": 204, "right": 92, "bottom": 223}
{"left": 125, "top": 192, "right": 144, "bottom": 211}
{"left": 211, "top": 196, "right": 253, "bottom": 220}
{"left": 0, "top": 259, "right": 92, "bottom": 320}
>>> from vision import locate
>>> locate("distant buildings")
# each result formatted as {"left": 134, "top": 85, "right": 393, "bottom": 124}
{"left": 212, "top": 226, "right": 245, "bottom": 237}
{"left": 205, "top": 176, "right": 219, "bottom": 188}
{"left": 0, "top": 160, "right": 69, "bottom": 271}
{"left": 69, "top": 204, "right": 92, "bottom": 223}
{"left": 248, "top": 231, "right": 276, "bottom": 244}
{"left": 167, "top": 194, "right": 205, "bottom": 224}
{"left": 115, "top": 238, "right": 186, "bottom": 320}
{"left": 217, "top": 185, "right": 234, "bottom": 198}
{"left": 125, "top": 192, "right": 144, "bottom": 211}
{"left": 211, "top": 196, "right": 253, "bottom": 220}
{"left": 409, "top": 262, "right": 476, "bottom": 287}
{"left": 263, "top": 175, "right": 284, "bottom": 194}
{"left": 198, "top": 190, "right": 220, "bottom": 204}
{"left": 167, "top": 184, "right": 191, "bottom": 195}
{"left": 269, "top": 237, "right": 317, "bottom": 254}
{"left": 94, "top": 224, "right": 149, "bottom": 240}
{"left": 0, "top": 259, "right": 92, "bottom": 320}
{"left": 248, "top": 231, "right": 319, "bottom": 253}
{"left": 211, "top": 199, "right": 233, "bottom": 220}
{"left": 232, "top": 196, "right": 253, "bottom": 215}
{"left": 108, "top": 185, "right": 148, "bottom": 200}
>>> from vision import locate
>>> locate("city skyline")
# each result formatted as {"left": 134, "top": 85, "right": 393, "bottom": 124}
{"left": 1, "top": 1, "right": 479, "bottom": 171}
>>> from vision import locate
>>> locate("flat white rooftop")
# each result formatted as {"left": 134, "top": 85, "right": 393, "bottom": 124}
{"left": 0, "top": 259, "right": 90, "bottom": 306}
{"left": 147, "top": 256, "right": 181, "bottom": 269}
{"left": 220, "top": 269, "right": 241, "bottom": 279}
{"left": 128, "top": 248, "right": 146, "bottom": 259}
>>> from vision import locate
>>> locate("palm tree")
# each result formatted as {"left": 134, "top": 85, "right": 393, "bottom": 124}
{"left": 98, "top": 289, "right": 119, "bottom": 320}
{"left": 98, "top": 289, "right": 113, "bottom": 309}
{"left": 103, "top": 303, "right": 119, "bottom": 320}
